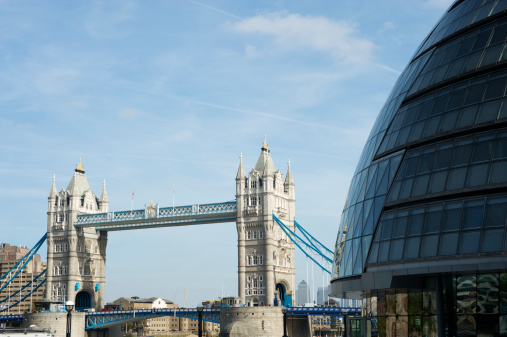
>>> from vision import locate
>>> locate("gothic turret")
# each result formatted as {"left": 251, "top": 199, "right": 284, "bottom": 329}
{"left": 99, "top": 179, "right": 109, "bottom": 212}
{"left": 236, "top": 153, "right": 246, "bottom": 180}
{"left": 284, "top": 159, "right": 295, "bottom": 199}
{"left": 49, "top": 174, "right": 57, "bottom": 199}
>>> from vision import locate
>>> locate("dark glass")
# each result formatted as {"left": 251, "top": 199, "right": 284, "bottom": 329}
{"left": 408, "top": 211, "right": 424, "bottom": 235}
{"left": 477, "top": 273, "right": 499, "bottom": 314}
{"left": 471, "top": 139, "right": 494, "bottom": 162}
{"left": 442, "top": 202, "right": 462, "bottom": 231}
{"left": 460, "top": 230, "right": 481, "bottom": 254}
{"left": 420, "top": 235, "right": 439, "bottom": 257}
{"left": 404, "top": 237, "right": 421, "bottom": 259}
{"left": 378, "top": 241, "right": 390, "bottom": 262}
{"left": 481, "top": 228, "right": 504, "bottom": 252}
{"left": 462, "top": 199, "right": 485, "bottom": 229}
{"left": 412, "top": 174, "right": 430, "bottom": 196}
{"left": 424, "top": 207, "right": 443, "bottom": 233}
{"left": 490, "top": 160, "right": 507, "bottom": 184}
{"left": 457, "top": 274, "right": 477, "bottom": 314}
{"left": 500, "top": 273, "right": 507, "bottom": 314}
{"left": 428, "top": 171, "right": 448, "bottom": 194}
{"left": 483, "top": 197, "right": 507, "bottom": 228}
{"left": 494, "top": 137, "right": 507, "bottom": 159}
{"left": 381, "top": 219, "right": 394, "bottom": 240}
{"left": 464, "top": 83, "right": 486, "bottom": 105}
{"left": 466, "top": 163, "right": 489, "bottom": 187}
{"left": 434, "top": 148, "right": 453, "bottom": 170}
{"left": 446, "top": 167, "right": 468, "bottom": 190}
{"left": 439, "top": 232, "right": 459, "bottom": 255}
{"left": 409, "top": 290, "right": 422, "bottom": 315}
{"left": 452, "top": 144, "right": 473, "bottom": 167}
{"left": 476, "top": 99, "right": 501, "bottom": 124}
{"left": 393, "top": 216, "right": 408, "bottom": 238}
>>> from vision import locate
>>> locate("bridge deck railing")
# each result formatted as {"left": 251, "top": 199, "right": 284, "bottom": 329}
{"left": 75, "top": 201, "right": 237, "bottom": 226}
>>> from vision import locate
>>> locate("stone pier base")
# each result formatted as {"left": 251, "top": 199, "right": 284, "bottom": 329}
{"left": 22, "top": 312, "right": 86, "bottom": 337}
{"left": 219, "top": 307, "right": 283, "bottom": 337}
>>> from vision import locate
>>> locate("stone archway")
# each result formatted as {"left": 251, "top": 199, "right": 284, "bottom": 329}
{"left": 75, "top": 290, "right": 92, "bottom": 311}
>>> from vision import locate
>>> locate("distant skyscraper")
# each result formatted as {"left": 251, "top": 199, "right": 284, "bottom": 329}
{"left": 316, "top": 287, "right": 328, "bottom": 305}
{"left": 296, "top": 280, "right": 308, "bottom": 305}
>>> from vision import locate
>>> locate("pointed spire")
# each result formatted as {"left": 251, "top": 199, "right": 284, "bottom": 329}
{"left": 236, "top": 153, "right": 246, "bottom": 180}
{"left": 100, "top": 179, "right": 108, "bottom": 202}
{"left": 76, "top": 157, "right": 84, "bottom": 173}
{"left": 262, "top": 152, "right": 274, "bottom": 177}
{"left": 49, "top": 174, "right": 57, "bottom": 198}
{"left": 284, "top": 159, "right": 294, "bottom": 186}
{"left": 262, "top": 134, "right": 269, "bottom": 151}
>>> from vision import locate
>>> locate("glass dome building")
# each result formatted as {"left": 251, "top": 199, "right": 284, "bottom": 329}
{"left": 330, "top": 0, "right": 507, "bottom": 336}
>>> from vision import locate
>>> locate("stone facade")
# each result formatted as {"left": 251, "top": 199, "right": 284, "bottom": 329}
{"left": 219, "top": 307, "right": 283, "bottom": 337}
{"left": 45, "top": 160, "right": 108, "bottom": 310}
{"left": 22, "top": 312, "right": 86, "bottom": 337}
{"left": 235, "top": 138, "right": 296, "bottom": 306}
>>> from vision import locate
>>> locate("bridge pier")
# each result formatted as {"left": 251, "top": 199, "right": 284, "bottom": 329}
{"left": 219, "top": 307, "right": 283, "bottom": 337}
{"left": 22, "top": 312, "right": 86, "bottom": 337}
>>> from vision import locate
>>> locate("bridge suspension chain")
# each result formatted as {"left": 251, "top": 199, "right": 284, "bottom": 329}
{"left": 0, "top": 234, "right": 47, "bottom": 294}
{"left": 272, "top": 214, "right": 332, "bottom": 275}
{"left": 0, "top": 270, "right": 46, "bottom": 313}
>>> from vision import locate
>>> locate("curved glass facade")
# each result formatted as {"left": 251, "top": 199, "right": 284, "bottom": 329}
{"left": 332, "top": 0, "right": 507, "bottom": 282}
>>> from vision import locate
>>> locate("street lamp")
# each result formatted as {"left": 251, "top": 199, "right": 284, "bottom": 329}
{"left": 196, "top": 306, "right": 203, "bottom": 337}
{"left": 282, "top": 307, "right": 288, "bottom": 337}
{"left": 65, "top": 301, "right": 74, "bottom": 337}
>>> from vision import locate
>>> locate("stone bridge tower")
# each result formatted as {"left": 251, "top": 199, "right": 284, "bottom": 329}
{"left": 236, "top": 137, "right": 295, "bottom": 306}
{"left": 46, "top": 160, "right": 108, "bottom": 311}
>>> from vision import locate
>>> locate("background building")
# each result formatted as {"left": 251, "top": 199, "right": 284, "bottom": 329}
{"left": 0, "top": 243, "right": 46, "bottom": 313}
{"left": 316, "top": 287, "right": 328, "bottom": 306}
{"left": 106, "top": 296, "right": 220, "bottom": 335}
{"left": 296, "top": 280, "right": 309, "bottom": 305}
{"left": 330, "top": 0, "right": 507, "bottom": 336}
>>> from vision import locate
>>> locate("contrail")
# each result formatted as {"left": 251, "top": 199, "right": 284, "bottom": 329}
{"left": 186, "top": 0, "right": 242, "bottom": 20}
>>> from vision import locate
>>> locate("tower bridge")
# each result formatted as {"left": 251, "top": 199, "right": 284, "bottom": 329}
{"left": 44, "top": 137, "right": 296, "bottom": 311}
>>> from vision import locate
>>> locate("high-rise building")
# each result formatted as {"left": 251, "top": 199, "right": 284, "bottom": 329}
{"left": 330, "top": 0, "right": 507, "bottom": 335}
{"left": 0, "top": 243, "right": 47, "bottom": 313}
{"left": 316, "top": 287, "right": 328, "bottom": 306}
{"left": 296, "top": 280, "right": 308, "bottom": 305}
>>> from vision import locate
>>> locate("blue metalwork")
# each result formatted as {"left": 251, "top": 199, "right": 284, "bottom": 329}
{"left": 287, "top": 307, "right": 361, "bottom": 316}
{"left": 273, "top": 214, "right": 332, "bottom": 274}
{"left": 0, "top": 270, "right": 46, "bottom": 312}
{"left": 0, "top": 234, "right": 47, "bottom": 293}
{"left": 0, "top": 306, "right": 361, "bottom": 329}
{"left": 75, "top": 202, "right": 237, "bottom": 231}
{"left": 0, "top": 314, "right": 23, "bottom": 323}
{"left": 85, "top": 308, "right": 220, "bottom": 330}
{"left": 294, "top": 220, "right": 333, "bottom": 256}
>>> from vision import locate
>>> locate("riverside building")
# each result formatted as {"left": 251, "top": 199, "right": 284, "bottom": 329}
{"left": 330, "top": 0, "right": 507, "bottom": 336}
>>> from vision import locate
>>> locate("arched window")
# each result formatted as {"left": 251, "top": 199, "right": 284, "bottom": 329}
{"left": 259, "top": 255, "right": 263, "bottom": 265}
{"left": 253, "top": 256, "right": 258, "bottom": 265}
{"left": 259, "top": 231, "right": 263, "bottom": 239}
{"left": 64, "top": 244, "right": 68, "bottom": 252}
{"left": 53, "top": 266, "right": 60, "bottom": 275}
{"left": 247, "top": 256, "right": 251, "bottom": 265}
{"left": 84, "top": 262, "right": 92, "bottom": 275}
{"left": 62, "top": 266, "right": 68, "bottom": 275}
{"left": 253, "top": 231, "right": 258, "bottom": 239}
{"left": 247, "top": 231, "right": 251, "bottom": 239}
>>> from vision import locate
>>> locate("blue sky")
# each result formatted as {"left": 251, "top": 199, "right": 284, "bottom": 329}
{"left": 0, "top": 0, "right": 453, "bottom": 307}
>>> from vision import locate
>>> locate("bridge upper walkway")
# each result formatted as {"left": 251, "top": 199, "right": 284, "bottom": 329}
{"left": 74, "top": 201, "right": 237, "bottom": 231}
{"left": 0, "top": 307, "right": 361, "bottom": 330}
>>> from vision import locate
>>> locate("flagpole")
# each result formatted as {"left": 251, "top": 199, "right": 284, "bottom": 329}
{"left": 131, "top": 190, "right": 134, "bottom": 216}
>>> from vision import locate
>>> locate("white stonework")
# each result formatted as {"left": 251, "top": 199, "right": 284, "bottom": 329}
{"left": 45, "top": 160, "right": 108, "bottom": 310}
{"left": 235, "top": 138, "right": 296, "bottom": 306}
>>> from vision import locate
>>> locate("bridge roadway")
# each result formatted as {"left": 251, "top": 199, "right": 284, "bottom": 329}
{"left": 0, "top": 307, "right": 361, "bottom": 330}
{"left": 74, "top": 201, "right": 237, "bottom": 231}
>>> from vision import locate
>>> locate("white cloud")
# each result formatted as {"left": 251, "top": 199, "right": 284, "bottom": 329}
{"left": 245, "top": 44, "right": 260, "bottom": 58}
{"left": 230, "top": 12, "right": 374, "bottom": 65}
{"left": 118, "top": 108, "right": 144, "bottom": 118}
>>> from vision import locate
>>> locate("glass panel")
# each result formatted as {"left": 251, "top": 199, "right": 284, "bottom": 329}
{"left": 476, "top": 99, "right": 501, "bottom": 124}
{"left": 446, "top": 167, "right": 467, "bottom": 190}
{"left": 457, "top": 275, "right": 477, "bottom": 314}
{"left": 396, "top": 290, "right": 408, "bottom": 315}
{"left": 471, "top": 139, "right": 494, "bottom": 163}
{"left": 442, "top": 202, "right": 462, "bottom": 231}
{"left": 466, "top": 163, "right": 489, "bottom": 187}
{"left": 422, "top": 315, "right": 437, "bottom": 337}
{"left": 420, "top": 235, "right": 439, "bottom": 257}
{"left": 404, "top": 237, "right": 421, "bottom": 259}
{"left": 434, "top": 148, "right": 453, "bottom": 170}
{"left": 393, "top": 216, "right": 408, "bottom": 238}
{"left": 409, "top": 316, "right": 422, "bottom": 337}
{"left": 500, "top": 273, "right": 507, "bottom": 314}
{"left": 490, "top": 160, "right": 507, "bottom": 184}
{"left": 484, "top": 197, "right": 507, "bottom": 228}
{"left": 460, "top": 230, "right": 481, "bottom": 254}
{"left": 409, "top": 290, "right": 422, "bottom": 315}
{"left": 494, "top": 137, "right": 507, "bottom": 160}
{"left": 378, "top": 291, "right": 386, "bottom": 316}
{"left": 439, "top": 232, "right": 459, "bottom": 255}
{"left": 456, "top": 104, "right": 479, "bottom": 129}
{"left": 381, "top": 219, "right": 393, "bottom": 240}
{"left": 423, "top": 290, "right": 437, "bottom": 315}
{"left": 387, "top": 291, "right": 396, "bottom": 315}
{"left": 463, "top": 199, "right": 485, "bottom": 229}
{"left": 408, "top": 212, "right": 424, "bottom": 235}
{"left": 481, "top": 228, "right": 504, "bottom": 253}
{"left": 396, "top": 315, "right": 409, "bottom": 337}
{"left": 389, "top": 238, "right": 405, "bottom": 261}
{"left": 457, "top": 314, "right": 477, "bottom": 337}
{"left": 378, "top": 241, "right": 390, "bottom": 262}
{"left": 424, "top": 207, "right": 442, "bottom": 233}
{"left": 477, "top": 273, "right": 499, "bottom": 314}
{"left": 412, "top": 174, "right": 430, "bottom": 196}
{"left": 428, "top": 171, "right": 447, "bottom": 194}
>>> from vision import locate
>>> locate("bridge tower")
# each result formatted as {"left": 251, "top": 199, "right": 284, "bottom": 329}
{"left": 46, "top": 160, "right": 108, "bottom": 311}
{"left": 236, "top": 137, "right": 295, "bottom": 306}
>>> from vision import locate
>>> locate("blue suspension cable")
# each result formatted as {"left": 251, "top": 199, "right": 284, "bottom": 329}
{"left": 272, "top": 214, "right": 331, "bottom": 274}
{"left": 0, "top": 269, "right": 47, "bottom": 305}
{"left": 294, "top": 220, "right": 334, "bottom": 255}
